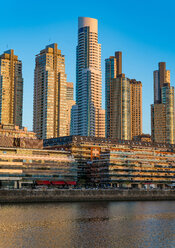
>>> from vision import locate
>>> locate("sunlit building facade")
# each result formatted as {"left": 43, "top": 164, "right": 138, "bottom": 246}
{"left": 96, "top": 109, "right": 105, "bottom": 137}
{"left": 151, "top": 62, "right": 175, "bottom": 144}
{"left": 44, "top": 136, "right": 175, "bottom": 189}
{"left": 0, "top": 147, "right": 76, "bottom": 189}
{"left": 105, "top": 52, "right": 122, "bottom": 138}
{"left": 0, "top": 50, "right": 23, "bottom": 127}
{"left": 130, "top": 79, "right": 142, "bottom": 138}
{"left": 162, "top": 86, "right": 175, "bottom": 144}
{"left": 105, "top": 52, "right": 142, "bottom": 140}
{"left": 33, "top": 43, "right": 67, "bottom": 139}
{"left": 111, "top": 74, "right": 131, "bottom": 140}
{"left": 0, "top": 123, "right": 43, "bottom": 149}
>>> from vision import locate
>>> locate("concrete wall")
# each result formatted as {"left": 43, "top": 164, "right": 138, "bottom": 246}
{"left": 0, "top": 189, "right": 175, "bottom": 203}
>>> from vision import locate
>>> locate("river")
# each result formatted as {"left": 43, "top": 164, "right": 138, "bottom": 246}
{"left": 0, "top": 201, "right": 175, "bottom": 248}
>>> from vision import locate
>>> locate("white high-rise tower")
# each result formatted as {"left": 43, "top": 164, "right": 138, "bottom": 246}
{"left": 75, "top": 17, "right": 104, "bottom": 137}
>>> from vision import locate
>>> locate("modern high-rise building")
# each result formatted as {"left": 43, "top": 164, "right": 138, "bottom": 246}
{"left": 76, "top": 17, "right": 104, "bottom": 137}
{"left": 130, "top": 79, "right": 142, "bottom": 138}
{"left": 33, "top": 43, "right": 67, "bottom": 139}
{"left": 66, "top": 82, "right": 75, "bottom": 136}
{"left": 0, "top": 49, "right": 23, "bottom": 127}
{"left": 154, "top": 63, "right": 170, "bottom": 104}
{"left": 162, "top": 86, "right": 175, "bottom": 144}
{"left": 110, "top": 74, "right": 131, "bottom": 140}
{"left": 105, "top": 52, "right": 122, "bottom": 138}
{"left": 151, "top": 62, "right": 175, "bottom": 144}
{"left": 105, "top": 52, "right": 142, "bottom": 140}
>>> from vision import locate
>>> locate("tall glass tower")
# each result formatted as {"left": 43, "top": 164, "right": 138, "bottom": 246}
{"left": 76, "top": 17, "right": 103, "bottom": 137}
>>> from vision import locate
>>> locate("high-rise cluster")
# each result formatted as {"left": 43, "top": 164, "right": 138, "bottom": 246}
{"left": 105, "top": 52, "right": 142, "bottom": 140}
{"left": 0, "top": 17, "right": 174, "bottom": 145}
{"left": 151, "top": 62, "right": 175, "bottom": 144}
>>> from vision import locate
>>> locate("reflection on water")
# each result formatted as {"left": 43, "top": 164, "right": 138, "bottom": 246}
{"left": 0, "top": 201, "right": 175, "bottom": 248}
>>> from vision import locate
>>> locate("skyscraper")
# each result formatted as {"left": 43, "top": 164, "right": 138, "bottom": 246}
{"left": 33, "top": 43, "right": 67, "bottom": 139}
{"left": 105, "top": 52, "right": 122, "bottom": 138}
{"left": 151, "top": 62, "right": 175, "bottom": 144}
{"left": 154, "top": 63, "right": 170, "bottom": 104}
{"left": 130, "top": 79, "right": 142, "bottom": 138}
{"left": 0, "top": 49, "right": 23, "bottom": 127}
{"left": 76, "top": 17, "right": 104, "bottom": 137}
{"left": 111, "top": 74, "right": 131, "bottom": 140}
{"left": 105, "top": 52, "right": 142, "bottom": 140}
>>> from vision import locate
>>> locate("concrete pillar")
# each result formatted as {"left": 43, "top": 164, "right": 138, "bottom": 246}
{"left": 14, "top": 181, "right": 18, "bottom": 189}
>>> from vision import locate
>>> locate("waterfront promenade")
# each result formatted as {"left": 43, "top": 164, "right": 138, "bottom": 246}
{"left": 0, "top": 189, "right": 175, "bottom": 203}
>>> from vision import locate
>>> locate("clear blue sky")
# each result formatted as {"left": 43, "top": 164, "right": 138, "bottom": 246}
{"left": 1, "top": 0, "right": 175, "bottom": 134}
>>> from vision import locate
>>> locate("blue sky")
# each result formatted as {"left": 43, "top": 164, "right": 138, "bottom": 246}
{"left": 1, "top": 0, "right": 175, "bottom": 133}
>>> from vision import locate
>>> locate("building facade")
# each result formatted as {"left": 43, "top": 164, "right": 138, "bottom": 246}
{"left": 130, "top": 79, "right": 142, "bottom": 138}
{"left": 0, "top": 124, "right": 43, "bottom": 149}
{"left": 111, "top": 74, "right": 131, "bottom": 140}
{"left": 33, "top": 43, "right": 67, "bottom": 139}
{"left": 0, "top": 147, "right": 76, "bottom": 189}
{"left": 76, "top": 17, "right": 104, "bottom": 137}
{"left": 44, "top": 135, "right": 175, "bottom": 189}
{"left": 151, "top": 62, "right": 175, "bottom": 144}
{"left": 0, "top": 124, "right": 76, "bottom": 189}
{"left": 70, "top": 105, "right": 79, "bottom": 135}
{"left": 0, "top": 50, "right": 23, "bottom": 127}
{"left": 96, "top": 109, "right": 105, "bottom": 137}
{"left": 66, "top": 82, "right": 75, "bottom": 136}
{"left": 105, "top": 52, "right": 142, "bottom": 140}
{"left": 105, "top": 52, "right": 122, "bottom": 138}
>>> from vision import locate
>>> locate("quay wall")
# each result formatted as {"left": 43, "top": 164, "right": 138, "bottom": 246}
{"left": 0, "top": 189, "right": 175, "bottom": 203}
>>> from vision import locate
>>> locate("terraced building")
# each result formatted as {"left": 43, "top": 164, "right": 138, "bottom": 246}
{"left": 0, "top": 147, "right": 76, "bottom": 189}
{"left": 0, "top": 125, "right": 77, "bottom": 189}
{"left": 44, "top": 136, "right": 175, "bottom": 189}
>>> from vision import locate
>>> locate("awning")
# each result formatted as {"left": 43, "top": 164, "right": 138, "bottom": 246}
{"left": 36, "top": 180, "right": 51, "bottom": 185}
{"left": 66, "top": 181, "right": 76, "bottom": 185}
{"left": 51, "top": 181, "right": 66, "bottom": 185}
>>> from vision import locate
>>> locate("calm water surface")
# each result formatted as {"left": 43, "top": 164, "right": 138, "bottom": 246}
{"left": 0, "top": 201, "right": 175, "bottom": 248}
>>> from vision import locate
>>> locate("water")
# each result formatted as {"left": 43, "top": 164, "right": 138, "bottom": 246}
{"left": 0, "top": 201, "right": 175, "bottom": 248}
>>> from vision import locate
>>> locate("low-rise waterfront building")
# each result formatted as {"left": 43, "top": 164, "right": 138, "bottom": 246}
{"left": 0, "top": 124, "right": 43, "bottom": 149}
{"left": 0, "top": 125, "right": 77, "bottom": 189}
{"left": 44, "top": 136, "right": 175, "bottom": 189}
{"left": 133, "top": 134, "right": 151, "bottom": 143}
{"left": 0, "top": 147, "right": 76, "bottom": 189}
